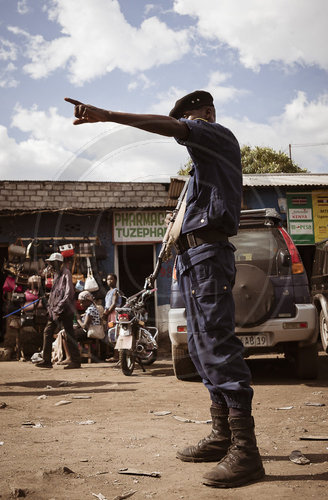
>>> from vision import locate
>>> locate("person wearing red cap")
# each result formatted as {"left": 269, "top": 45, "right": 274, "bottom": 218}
{"left": 65, "top": 92, "right": 264, "bottom": 488}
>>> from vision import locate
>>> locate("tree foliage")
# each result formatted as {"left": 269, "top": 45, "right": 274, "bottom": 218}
{"left": 241, "top": 145, "right": 307, "bottom": 173}
{"left": 178, "top": 158, "right": 192, "bottom": 176}
{"left": 178, "top": 146, "right": 307, "bottom": 175}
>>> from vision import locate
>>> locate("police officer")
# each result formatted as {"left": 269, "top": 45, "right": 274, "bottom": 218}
{"left": 65, "top": 91, "right": 264, "bottom": 488}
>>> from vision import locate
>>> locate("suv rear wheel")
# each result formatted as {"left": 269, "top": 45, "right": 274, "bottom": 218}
{"left": 295, "top": 343, "right": 318, "bottom": 379}
{"left": 172, "top": 345, "right": 200, "bottom": 381}
{"left": 319, "top": 311, "right": 328, "bottom": 353}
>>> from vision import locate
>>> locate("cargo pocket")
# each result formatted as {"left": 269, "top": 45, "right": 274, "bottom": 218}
{"left": 190, "top": 278, "right": 233, "bottom": 333}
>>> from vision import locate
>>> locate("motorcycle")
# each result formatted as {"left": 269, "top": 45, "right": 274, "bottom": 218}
{"left": 108, "top": 288, "right": 158, "bottom": 376}
{"left": 108, "top": 182, "right": 189, "bottom": 376}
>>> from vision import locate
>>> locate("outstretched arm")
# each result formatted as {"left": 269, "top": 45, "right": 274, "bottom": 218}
{"left": 64, "top": 98, "right": 189, "bottom": 140}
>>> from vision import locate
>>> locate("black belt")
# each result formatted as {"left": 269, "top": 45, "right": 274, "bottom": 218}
{"left": 174, "top": 229, "right": 228, "bottom": 255}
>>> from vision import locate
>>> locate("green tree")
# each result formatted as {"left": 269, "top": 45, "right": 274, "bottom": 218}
{"left": 178, "top": 146, "right": 307, "bottom": 175}
{"left": 241, "top": 145, "right": 307, "bottom": 173}
{"left": 178, "top": 158, "right": 192, "bottom": 176}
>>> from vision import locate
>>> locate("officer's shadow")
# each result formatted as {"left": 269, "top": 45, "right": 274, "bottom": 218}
{"left": 264, "top": 471, "right": 328, "bottom": 482}
{"left": 262, "top": 453, "right": 328, "bottom": 482}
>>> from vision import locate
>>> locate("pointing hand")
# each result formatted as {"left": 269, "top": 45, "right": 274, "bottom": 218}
{"left": 64, "top": 97, "right": 108, "bottom": 125}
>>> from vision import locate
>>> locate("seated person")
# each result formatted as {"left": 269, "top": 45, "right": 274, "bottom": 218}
{"left": 74, "top": 290, "right": 102, "bottom": 343}
{"left": 55, "top": 291, "right": 103, "bottom": 364}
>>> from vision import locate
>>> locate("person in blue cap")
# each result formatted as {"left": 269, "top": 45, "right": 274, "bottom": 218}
{"left": 65, "top": 91, "right": 264, "bottom": 488}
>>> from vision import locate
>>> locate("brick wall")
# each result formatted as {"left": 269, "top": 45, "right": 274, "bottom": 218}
{"left": 0, "top": 181, "right": 170, "bottom": 211}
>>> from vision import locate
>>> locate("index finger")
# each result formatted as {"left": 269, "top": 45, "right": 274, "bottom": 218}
{"left": 64, "top": 97, "right": 83, "bottom": 106}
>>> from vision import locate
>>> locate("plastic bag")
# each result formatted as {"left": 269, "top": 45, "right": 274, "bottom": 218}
{"left": 87, "top": 324, "right": 105, "bottom": 339}
{"left": 84, "top": 257, "right": 99, "bottom": 292}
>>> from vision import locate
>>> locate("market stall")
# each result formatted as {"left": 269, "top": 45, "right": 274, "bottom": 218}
{"left": 2, "top": 237, "right": 107, "bottom": 360}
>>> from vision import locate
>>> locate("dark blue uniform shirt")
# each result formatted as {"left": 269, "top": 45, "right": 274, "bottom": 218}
{"left": 177, "top": 118, "right": 242, "bottom": 236}
{"left": 176, "top": 118, "right": 242, "bottom": 274}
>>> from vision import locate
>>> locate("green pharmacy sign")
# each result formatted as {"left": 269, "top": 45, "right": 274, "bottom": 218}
{"left": 113, "top": 211, "right": 166, "bottom": 243}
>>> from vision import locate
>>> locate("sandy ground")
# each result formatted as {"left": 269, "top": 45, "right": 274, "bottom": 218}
{"left": 0, "top": 350, "right": 328, "bottom": 500}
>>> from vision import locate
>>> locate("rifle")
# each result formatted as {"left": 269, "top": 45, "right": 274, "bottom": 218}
{"left": 144, "top": 177, "right": 189, "bottom": 289}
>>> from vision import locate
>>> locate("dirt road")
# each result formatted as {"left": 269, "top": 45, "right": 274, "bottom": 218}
{"left": 0, "top": 351, "right": 328, "bottom": 500}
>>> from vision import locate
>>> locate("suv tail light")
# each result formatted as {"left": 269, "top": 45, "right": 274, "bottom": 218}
{"left": 283, "top": 321, "right": 308, "bottom": 329}
{"left": 173, "top": 264, "right": 177, "bottom": 281}
{"left": 278, "top": 227, "right": 304, "bottom": 274}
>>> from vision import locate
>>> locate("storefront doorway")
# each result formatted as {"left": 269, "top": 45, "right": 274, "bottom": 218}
{"left": 117, "top": 244, "right": 155, "bottom": 324}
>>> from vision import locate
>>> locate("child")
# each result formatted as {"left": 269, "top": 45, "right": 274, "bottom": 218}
{"left": 103, "top": 274, "right": 122, "bottom": 323}
{"left": 103, "top": 274, "right": 122, "bottom": 362}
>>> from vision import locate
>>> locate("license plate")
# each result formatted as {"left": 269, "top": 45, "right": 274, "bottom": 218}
{"left": 238, "top": 334, "right": 268, "bottom": 347}
{"left": 116, "top": 335, "right": 133, "bottom": 350}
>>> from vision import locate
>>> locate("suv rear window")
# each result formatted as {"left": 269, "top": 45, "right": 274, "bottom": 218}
{"left": 231, "top": 228, "right": 279, "bottom": 274}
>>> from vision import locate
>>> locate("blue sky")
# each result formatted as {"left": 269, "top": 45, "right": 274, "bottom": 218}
{"left": 1, "top": 0, "right": 328, "bottom": 182}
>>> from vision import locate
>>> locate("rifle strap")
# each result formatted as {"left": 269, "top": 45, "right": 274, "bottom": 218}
{"left": 169, "top": 189, "right": 188, "bottom": 244}
{"left": 162, "top": 178, "right": 189, "bottom": 262}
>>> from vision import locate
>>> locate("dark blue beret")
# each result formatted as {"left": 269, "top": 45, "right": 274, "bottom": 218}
{"left": 169, "top": 90, "right": 214, "bottom": 119}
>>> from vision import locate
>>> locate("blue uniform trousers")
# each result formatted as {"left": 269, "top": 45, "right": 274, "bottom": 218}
{"left": 177, "top": 243, "right": 253, "bottom": 411}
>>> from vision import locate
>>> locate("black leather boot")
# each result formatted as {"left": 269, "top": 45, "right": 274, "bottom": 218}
{"left": 176, "top": 407, "right": 231, "bottom": 462}
{"left": 203, "top": 416, "right": 265, "bottom": 488}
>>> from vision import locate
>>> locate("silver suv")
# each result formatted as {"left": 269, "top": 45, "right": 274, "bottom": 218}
{"left": 169, "top": 209, "right": 318, "bottom": 380}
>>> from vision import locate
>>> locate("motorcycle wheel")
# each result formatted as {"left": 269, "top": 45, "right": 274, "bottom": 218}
{"left": 119, "top": 349, "right": 135, "bottom": 376}
{"left": 140, "top": 348, "right": 157, "bottom": 366}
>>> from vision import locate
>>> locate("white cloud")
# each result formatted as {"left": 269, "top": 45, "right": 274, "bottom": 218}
{"left": 17, "top": 0, "right": 30, "bottom": 15}
{"left": 226, "top": 91, "right": 328, "bottom": 172}
{"left": 2, "top": 89, "right": 328, "bottom": 183}
{"left": 1, "top": 103, "right": 111, "bottom": 180}
{"left": 149, "top": 86, "right": 186, "bottom": 115}
{"left": 10, "top": 103, "right": 107, "bottom": 150}
{"left": 4, "top": 102, "right": 185, "bottom": 181}
{"left": 128, "top": 73, "right": 154, "bottom": 92}
{"left": 0, "top": 38, "right": 17, "bottom": 61}
{"left": 149, "top": 73, "right": 246, "bottom": 116}
{"left": 207, "top": 71, "right": 248, "bottom": 105}
{"left": 7, "top": 26, "right": 72, "bottom": 80}
{"left": 8, "top": 0, "right": 190, "bottom": 84}
{"left": 144, "top": 4, "right": 156, "bottom": 16}
{"left": 80, "top": 139, "right": 187, "bottom": 182}
{"left": 173, "top": 0, "right": 328, "bottom": 71}
{"left": 272, "top": 92, "right": 328, "bottom": 136}
{"left": 0, "top": 124, "right": 75, "bottom": 180}
{"left": 0, "top": 62, "right": 19, "bottom": 88}
{"left": 127, "top": 81, "right": 138, "bottom": 92}
{"left": 272, "top": 92, "right": 328, "bottom": 172}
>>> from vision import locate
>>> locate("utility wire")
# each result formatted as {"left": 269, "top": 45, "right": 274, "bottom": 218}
{"left": 290, "top": 142, "right": 328, "bottom": 148}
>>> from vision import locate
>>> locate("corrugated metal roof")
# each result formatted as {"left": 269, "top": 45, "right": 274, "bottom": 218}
{"left": 243, "top": 173, "right": 328, "bottom": 187}
{"left": 167, "top": 176, "right": 187, "bottom": 196}
{"left": 169, "top": 173, "right": 328, "bottom": 191}
{"left": 167, "top": 176, "right": 188, "bottom": 206}
{"left": 167, "top": 173, "right": 328, "bottom": 205}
